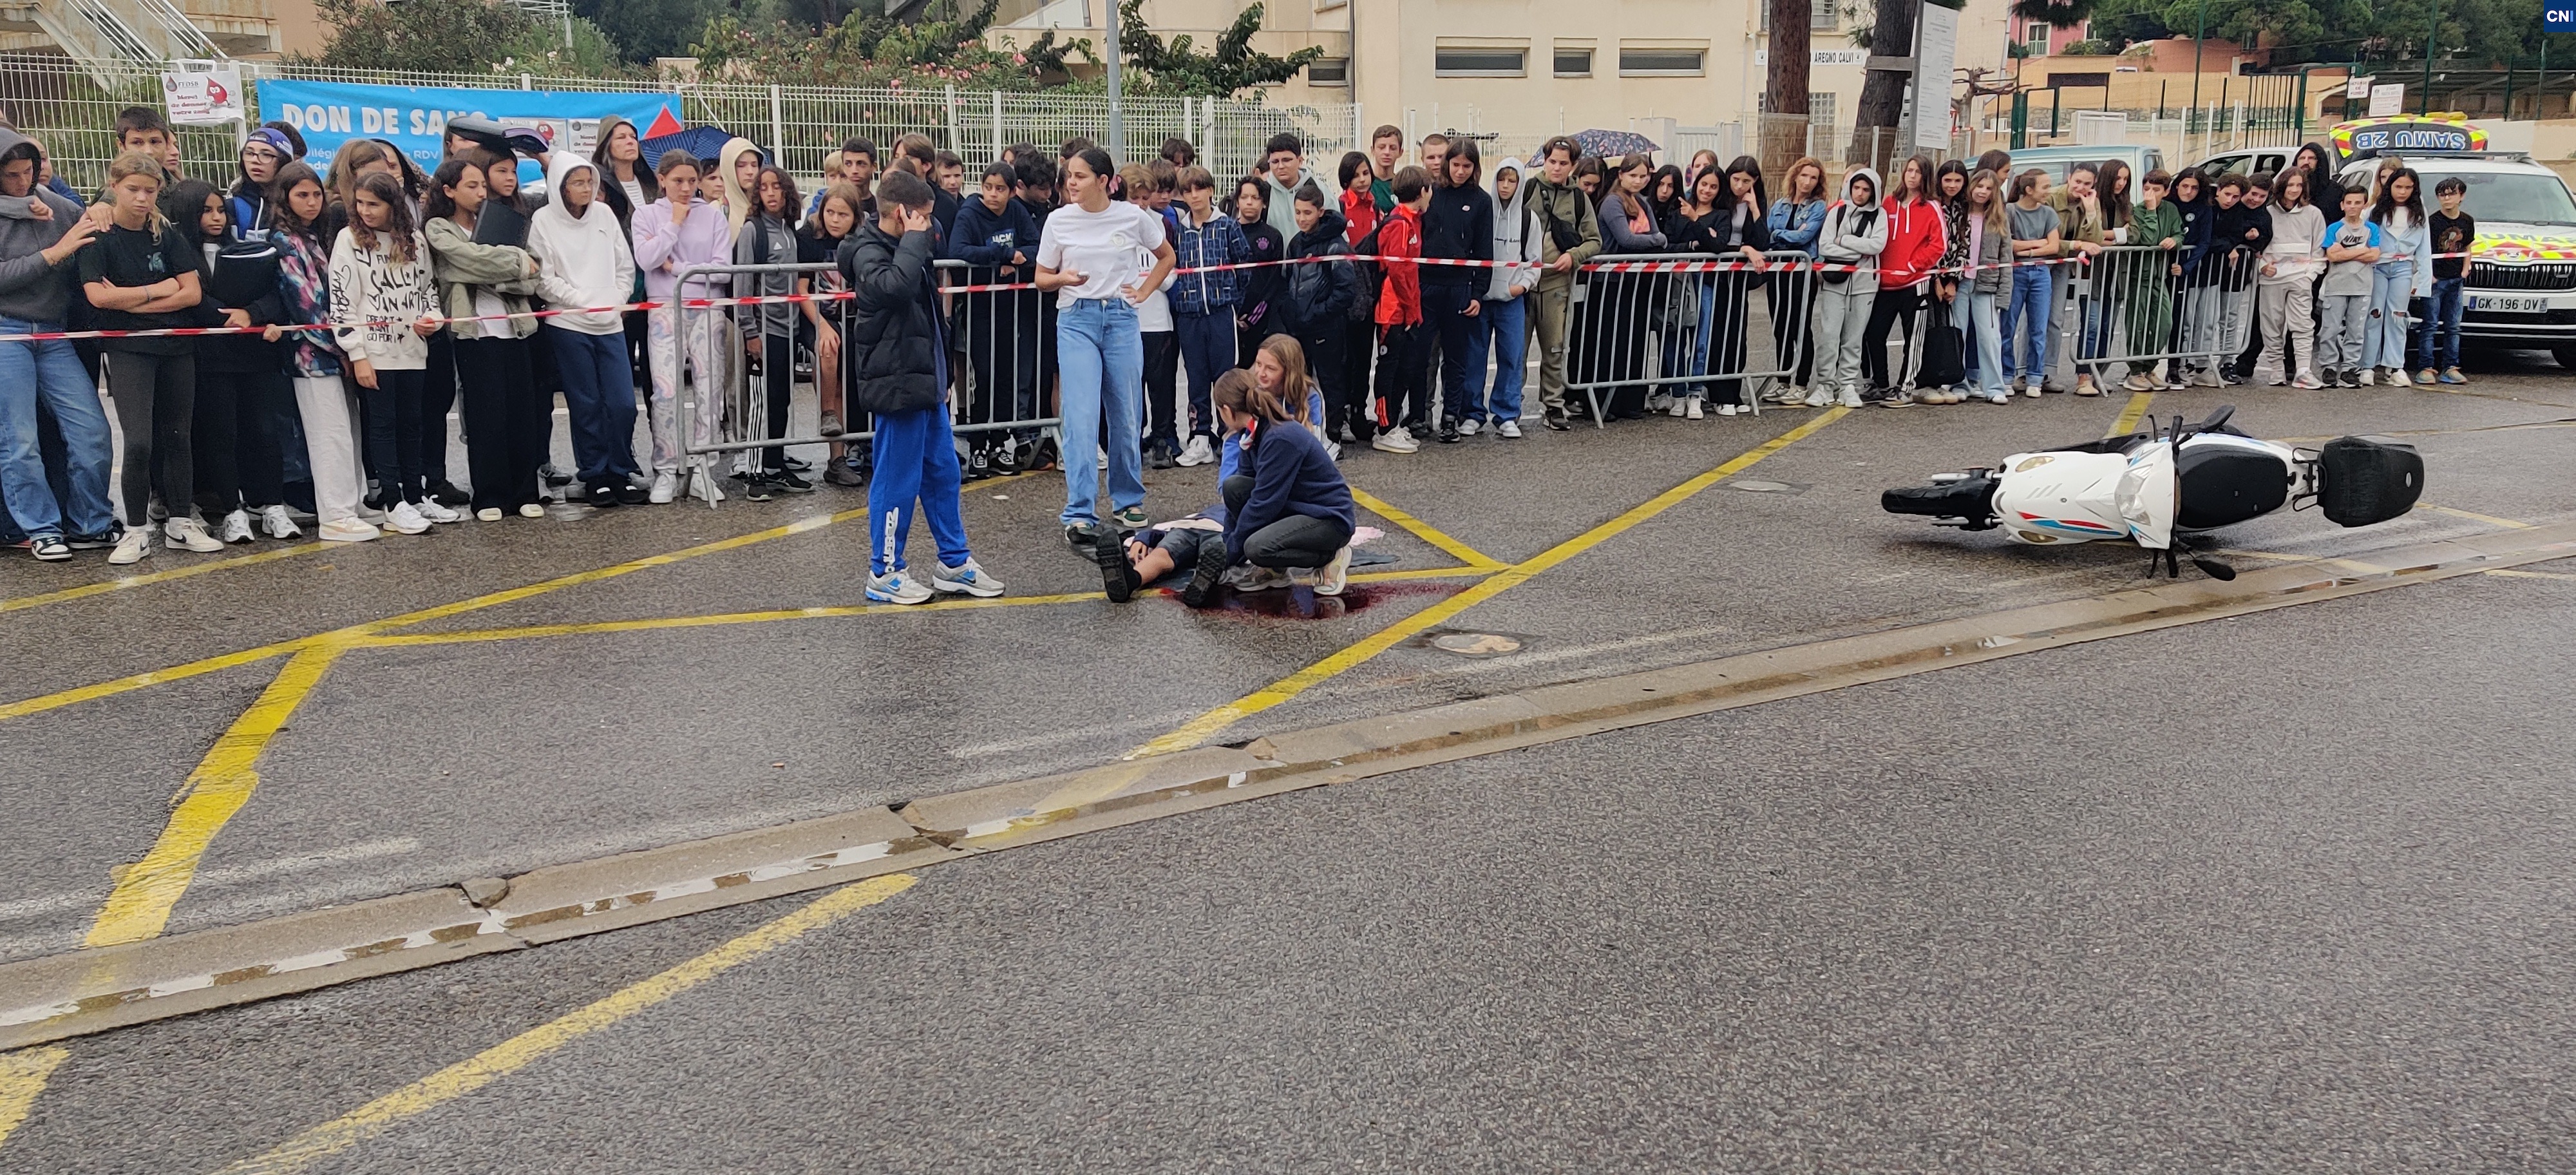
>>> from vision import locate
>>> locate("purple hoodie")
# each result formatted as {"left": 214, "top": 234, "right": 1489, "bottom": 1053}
{"left": 631, "top": 195, "right": 733, "bottom": 300}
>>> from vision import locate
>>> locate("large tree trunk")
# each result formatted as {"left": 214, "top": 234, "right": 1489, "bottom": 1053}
{"left": 1846, "top": 0, "right": 1918, "bottom": 172}
{"left": 1761, "top": 0, "right": 1812, "bottom": 178}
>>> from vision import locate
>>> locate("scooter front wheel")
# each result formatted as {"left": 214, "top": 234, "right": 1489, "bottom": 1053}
{"left": 1881, "top": 475, "right": 1999, "bottom": 526}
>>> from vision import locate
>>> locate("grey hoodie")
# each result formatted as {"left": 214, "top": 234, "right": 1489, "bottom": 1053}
{"left": 1817, "top": 166, "right": 1888, "bottom": 284}
{"left": 0, "top": 129, "right": 87, "bottom": 325}
{"left": 1486, "top": 158, "right": 1542, "bottom": 301}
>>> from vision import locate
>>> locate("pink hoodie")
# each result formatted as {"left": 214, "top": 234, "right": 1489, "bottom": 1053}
{"left": 630, "top": 196, "right": 734, "bottom": 300}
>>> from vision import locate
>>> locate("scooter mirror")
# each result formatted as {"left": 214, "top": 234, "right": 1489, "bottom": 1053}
{"left": 2192, "top": 557, "right": 2238, "bottom": 581}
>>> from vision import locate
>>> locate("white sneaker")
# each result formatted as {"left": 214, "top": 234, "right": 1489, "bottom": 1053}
{"left": 1836, "top": 388, "right": 1864, "bottom": 408}
{"left": 1801, "top": 388, "right": 1832, "bottom": 408}
{"left": 1097, "top": 447, "right": 1108, "bottom": 472}
{"left": 1313, "top": 544, "right": 1351, "bottom": 596}
{"left": 218, "top": 509, "right": 253, "bottom": 544}
{"left": 385, "top": 501, "right": 431, "bottom": 535}
{"left": 108, "top": 526, "right": 154, "bottom": 565}
{"left": 2293, "top": 373, "right": 2324, "bottom": 390}
{"left": 1497, "top": 419, "right": 1522, "bottom": 439}
{"left": 260, "top": 504, "right": 301, "bottom": 540}
{"left": 476, "top": 507, "right": 504, "bottom": 522}
{"left": 1370, "top": 427, "right": 1419, "bottom": 454}
{"left": 2356, "top": 368, "right": 2376, "bottom": 387}
{"left": 357, "top": 503, "right": 388, "bottom": 524}
{"left": 687, "top": 471, "right": 726, "bottom": 502}
{"left": 1228, "top": 564, "right": 1292, "bottom": 591}
{"left": 932, "top": 557, "right": 1005, "bottom": 597}
{"left": 1456, "top": 417, "right": 1482, "bottom": 437}
{"left": 1177, "top": 434, "right": 1217, "bottom": 466}
{"left": 865, "top": 569, "right": 934, "bottom": 605}
{"left": 518, "top": 502, "right": 546, "bottom": 519}
{"left": 649, "top": 471, "right": 677, "bottom": 504}
{"left": 318, "top": 517, "right": 379, "bottom": 543}
{"left": 1667, "top": 396, "right": 1687, "bottom": 417}
{"left": 164, "top": 517, "right": 224, "bottom": 553}
{"left": 1325, "top": 439, "right": 1343, "bottom": 461}
{"left": 415, "top": 498, "right": 461, "bottom": 524}
{"left": 2024, "top": 381, "right": 2043, "bottom": 399}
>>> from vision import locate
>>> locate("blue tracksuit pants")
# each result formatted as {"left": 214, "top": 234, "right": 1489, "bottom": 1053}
{"left": 867, "top": 403, "right": 972, "bottom": 576}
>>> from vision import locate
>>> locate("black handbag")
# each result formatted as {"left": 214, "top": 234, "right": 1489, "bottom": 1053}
{"left": 1915, "top": 310, "right": 1967, "bottom": 389}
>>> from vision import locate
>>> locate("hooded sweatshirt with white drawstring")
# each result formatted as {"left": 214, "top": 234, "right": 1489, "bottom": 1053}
{"left": 524, "top": 154, "right": 636, "bottom": 336}
{"left": 1817, "top": 166, "right": 1889, "bottom": 284}
{"left": 1486, "top": 157, "right": 1543, "bottom": 302}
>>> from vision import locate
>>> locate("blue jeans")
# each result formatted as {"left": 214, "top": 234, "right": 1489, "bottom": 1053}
{"left": 1055, "top": 298, "right": 1146, "bottom": 526}
{"left": 1462, "top": 295, "right": 1528, "bottom": 423}
{"left": 1172, "top": 308, "right": 1236, "bottom": 439}
{"left": 2368, "top": 263, "right": 2415, "bottom": 369}
{"left": 547, "top": 325, "right": 641, "bottom": 484}
{"left": 2003, "top": 265, "right": 2052, "bottom": 383}
{"left": 1958, "top": 289, "right": 2005, "bottom": 397}
{"left": 2415, "top": 276, "right": 2463, "bottom": 370}
{"left": 0, "top": 323, "right": 115, "bottom": 540}
{"left": 867, "top": 403, "right": 971, "bottom": 575}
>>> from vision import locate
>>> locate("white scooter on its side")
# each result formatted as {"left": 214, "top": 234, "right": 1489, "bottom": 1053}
{"left": 1880, "top": 406, "right": 2425, "bottom": 578}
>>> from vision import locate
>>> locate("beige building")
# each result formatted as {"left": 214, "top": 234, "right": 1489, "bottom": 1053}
{"left": 990, "top": 0, "right": 2016, "bottom": 158}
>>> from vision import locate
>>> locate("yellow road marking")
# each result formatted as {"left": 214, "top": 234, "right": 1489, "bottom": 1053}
{"left": 1128, "top": 408, "right": 1851, "bottom": 760}
{"left": 0, "top": 543, "right": 323, "bottom": 616}
{"left": 357, "top": 593, "right": 1103, "bottom": 648}
{"left": 84, "top": 646, "right": 346, "bottom": 947}
{"left": 0, "top": 1046, "right": 70, "bottom": 1151}
{"left": 2, "top": 508, "right": 867, "bottom": 725}
{"left": 2110, "top": 392, "right": 2154, "bottom": 438}
{"left": 1346, "top": 566, "right": 1501, "bottom": 584}
{"left": 1346, "top": 486, "right": 1507, "bottom": 570}
{"left": 2416, "top": 502, "right": 2533, "bottom": 530}
{"left": 212, "top": 874, "right": 917, "bottom": 1175}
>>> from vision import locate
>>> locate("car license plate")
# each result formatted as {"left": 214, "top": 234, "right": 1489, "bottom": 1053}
{"left": 2472, "top": 294, "right": 2551, "bottom": 312}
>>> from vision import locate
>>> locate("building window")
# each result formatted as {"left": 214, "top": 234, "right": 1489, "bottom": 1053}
{"left": 1813, "top": 0, "right": 1839, "bottom": 30}
{"left": 1619, "top": 47, "right": 1705, "bottom": 76}
{"left": 1307, "top": 57, "right": 1349, "bottom": 85}
{"left": 1435, "top": 46, "right": 1528, "bottom": 77}
{"left": 1808, "top": 91, "right": 1837, "bottom": 129}
{"left": 1555, "top": 46, "right": 1593, "bottom": 77}
{"left": 2022, "top": 22, "right": 2049, "bottom": 54}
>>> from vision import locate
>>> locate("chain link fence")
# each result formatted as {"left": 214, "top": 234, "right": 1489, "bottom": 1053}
{"left": 0, "top": 53, "right": 1356, "bottom": 190}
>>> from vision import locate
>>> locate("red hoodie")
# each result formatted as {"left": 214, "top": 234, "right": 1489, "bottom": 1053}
{"left": 1879, "top": 195, "right": 1949, "bottom": 290}
{"left": 1341, "top": 186, "right": 1379, "bottom": 247}
{"left": 1374, "top": 203, "right": 1423, "bottom": 327}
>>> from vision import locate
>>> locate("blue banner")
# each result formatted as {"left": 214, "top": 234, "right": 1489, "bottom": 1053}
{"left": 256, "top": 79, "right": 683, "bottom": 182}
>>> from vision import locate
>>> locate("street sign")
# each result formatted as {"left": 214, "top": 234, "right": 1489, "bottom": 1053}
{"left": 2369, "top": 83, "right": 2406, "bottom": 117}
{"left": 1913, "top": 0, "right": 1959, "bottom": 149}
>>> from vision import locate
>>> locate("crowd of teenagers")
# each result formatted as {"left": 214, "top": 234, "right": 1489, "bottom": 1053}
{"left": 0, "top": 106, "right": 2477, "bottom": 600}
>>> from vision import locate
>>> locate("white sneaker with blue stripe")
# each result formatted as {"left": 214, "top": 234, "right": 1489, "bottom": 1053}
{"left": 932, "top": 559, "right": 1005, "bottom": 598}
{"left": 866, "top": 569, "right": 934, "bottom": 605}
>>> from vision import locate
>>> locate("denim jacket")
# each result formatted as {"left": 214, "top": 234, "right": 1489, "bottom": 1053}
{"left": 1766, "top": 197, "right": 1826, "bottom": 257}
{"left": 1168, "top": 210, "right": 1247, "bottom": 316}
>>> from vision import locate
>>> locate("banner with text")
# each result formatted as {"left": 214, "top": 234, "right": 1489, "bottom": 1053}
{"left": 255, "top": 79, "right": 683, "bottom": 180}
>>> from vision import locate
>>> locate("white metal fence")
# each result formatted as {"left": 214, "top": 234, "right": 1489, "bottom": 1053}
{"left": 0, "top": 53, "right": 1359, "bottom": 189}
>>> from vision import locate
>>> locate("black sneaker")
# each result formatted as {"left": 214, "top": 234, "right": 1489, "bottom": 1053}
{"left": 967, "top": 448, "right": 992, "bottom": 481}
{"left": 1065, "top": 521, "right": 1103, "bottom": 552}
{"left": 1182, "top": 533, "right": 1227, "bottom": 607}
{"left": 1542, "top": 412, "right": 1571, "bottom": 432}
{"left": 825, "top": 463, "right": 866, "bottom": 488}
{"left": 737, "top": 473, "right": 777, "bottom": 502}
{"left": 992, "top": 443, "right": 1021, "bottom": 476}
{"left": 588, "top": 481, "right": 622, "bottom": 508}
{"left": 1878, "top": 390, "right": 1916, "bottom": 409}
{"left": 1032, "top": 437, "right": 1060, "bottom": 472}
{"left": 30, "top": 535, "right": 70, "bottom": 561}
{"left": 540, "top": 464, "right": 574, "bottom": 488}
{"left": 770, "top": 469, "right": 815, "bottom": 493}
{"left": 1437, "top": 424, "right": 1461, "bottom": 443}
{"left": 427, "top": 480, "right": 471, "bottom": 507}
{"left": 782, "top": 455, "right": 812, "bottom": 473}
{"left": 616, "top": 481, "right": 650, "bottom": 506}
{"left": 1148, "top": 439, "right": 1176, "bottom": 470}
{"left": 1096, "top": 528, "right": 1139, "bottom": 602}
{"left": 66, "top": 527, "right": 122, "bottom": 550}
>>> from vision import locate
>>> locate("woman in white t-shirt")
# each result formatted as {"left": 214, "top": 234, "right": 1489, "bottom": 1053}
{"left": 1036, "top": 148, "right": 1176, "bottom": 544}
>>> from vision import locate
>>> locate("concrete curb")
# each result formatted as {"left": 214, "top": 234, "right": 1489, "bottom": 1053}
{"left": 5, "top": 521, "right": 2568, "bottom": 1049}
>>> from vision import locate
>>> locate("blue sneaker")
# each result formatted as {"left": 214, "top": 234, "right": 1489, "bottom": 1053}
{"left": 933, "top": 558, "right": 1004, "bottom": 598}
{"left": 865, "top": 569, "right": 933, "bottom": 605}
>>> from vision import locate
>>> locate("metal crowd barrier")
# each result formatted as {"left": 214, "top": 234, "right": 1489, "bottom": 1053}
{"left": 2060, "top": 243, "right": 2261, "bottom": 385}
{"left": 677, "top": 258, "right": 1063, "bottom": 504}
{"left": 1562, "top": 251, "right": 1815, "bottom": 426}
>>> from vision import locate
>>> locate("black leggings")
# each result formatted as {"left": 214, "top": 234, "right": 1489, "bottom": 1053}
{"left": 757, "top": 332, "right": 793, "bottom": 471}
{"left": 1221, "top": 473, "right": 1352, "bottom": 569}
{"left": 194, "top": 367, "right": 288, "bottom": 516}
{"left": 359, "top": 366, "right": 428, "bottom": 506}
{"left": 422, "top": 329, "right": 457, "bottom": 486}
{"left": 104, "top": 349, "right": 195, "bottom": 528}
{"left": 454, "top": 335, "right": 546, "bottom": 511}
{"left": 1861, "top": 286, "right": 1920, "bottom": 390}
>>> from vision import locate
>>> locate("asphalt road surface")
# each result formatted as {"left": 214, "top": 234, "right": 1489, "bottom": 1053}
{"left": 5, "top": 350, "right": 2575, "bottom": 1171}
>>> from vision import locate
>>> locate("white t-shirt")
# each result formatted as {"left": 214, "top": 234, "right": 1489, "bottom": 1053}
{"left": 620, "top": 178, "right": 648, "bottom": 213}
{"left": 1037, "top": 200, "right": 1168, "bottom": 309}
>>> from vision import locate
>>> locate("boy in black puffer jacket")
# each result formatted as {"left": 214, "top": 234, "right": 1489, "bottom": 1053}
{"left": 840, "top": 170, "right": 1005, "bottom": 605}
{"left": 1281, "top": 186, "right": 1361, "bottom": 442}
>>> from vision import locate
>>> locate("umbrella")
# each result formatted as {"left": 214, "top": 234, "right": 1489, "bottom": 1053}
{"left": 643, "top": 126, "right": 760, "bottom": 168}
{"left": 1573, "top": 128, "right": 1659, "bottom": 159}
